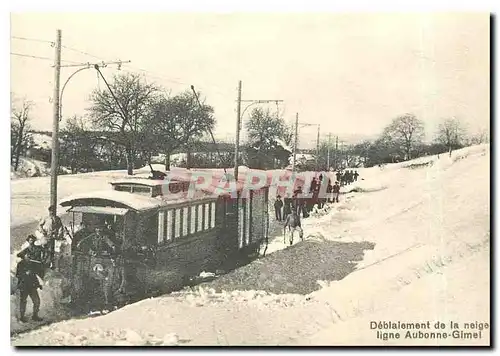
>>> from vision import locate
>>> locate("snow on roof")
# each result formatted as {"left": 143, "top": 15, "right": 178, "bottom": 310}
{"left": 110, "top": 178, "right": 170, "bottom": 187}
{"left": 59, "top": 190, "right": 164, "bottom": 212}
{"left": 68, "top": 206, "right": 130, "bottom": 216}
{"left": 275, "top": 138, "right": 293, "bottom": 153}
{"left": 59, "top": 187, "right": 220, "bottom": 212}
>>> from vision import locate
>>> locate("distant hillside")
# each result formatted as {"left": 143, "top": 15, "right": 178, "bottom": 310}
{"left": 30, "top": 131, "right": 52, "bottom": 150}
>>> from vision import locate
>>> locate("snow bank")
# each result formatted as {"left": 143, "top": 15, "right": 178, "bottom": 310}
{"left": 11, "top": 144, "right": 490, "bottom": 345}
{"left": 299, "top": 246, "right": 490, "bottom": 346}
{"left": 11, "top": 158, "right": 50, "bottom": 179}
{"left": 10, "top": 241, "right": 73, "bottom": 335}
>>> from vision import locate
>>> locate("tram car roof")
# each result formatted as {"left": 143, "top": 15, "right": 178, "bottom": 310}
{"left": 110, "top": 169, "right": 277, "bottom": 193}
{"left": 59, "top": 188, "right": 219, "bottom": 214}
{"left": 59, "top": 170, "right": 274, "bottom": 214}
{"left": 109, "top": 178, "right": 173, "bottom": 187}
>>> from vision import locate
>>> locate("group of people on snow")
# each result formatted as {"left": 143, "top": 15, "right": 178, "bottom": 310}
{"left": 13, "top": 206, "right": 120, "bottom": 323}
{"left": 274, "top": 171, "right": 356, "bottom": 246}
{"left": 336, "top": 169, "right": 359, "bottom": 186}
{"left": 13, "top": 205, "right": 66, "bottom": 323}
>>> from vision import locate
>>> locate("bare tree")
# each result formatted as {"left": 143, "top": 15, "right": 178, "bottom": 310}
{"left": 245, "top": 107, "right": 291, "bottom": 169}
{"left": 11, "top": 95, "right": 34, "bottom": 171}
{"left": 435, "top": 117, "right": 467, "bottom": 156}
{"left": 145, "top": 90, "right": 216, "bottom": 170}
{"left": 87, "top": 73, "right": 160, "bottom": 175}
{"left": 464, "top": 128, "right": 489, "bottom": 146}
{"left": 352, "top": 140, "right": 372, "bottom": 167}
{"left": 384, "top": 113, "right": 425, "bottom": 160}
{"left": 60, "top": 116, "right": 100, "bottom": 173}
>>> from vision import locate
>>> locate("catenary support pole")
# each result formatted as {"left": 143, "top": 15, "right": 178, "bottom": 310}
{"left": 292, "top": 113, "right": 299, "bottom": 172}
{"left": 234, "top": 80, "right": 242, "bottom": 181}
{"left": 50, "top": 29, "right": 62, "bottom": 217}
{"left": 315, "top": 125, "right": 320, "bottom": 171}
{"left": 327, "top": 132, "right": 331, "bottom": 170}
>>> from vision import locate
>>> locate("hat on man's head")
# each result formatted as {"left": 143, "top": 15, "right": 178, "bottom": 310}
{"left": 26, "top": 234, "right": 36, "bottom": 242}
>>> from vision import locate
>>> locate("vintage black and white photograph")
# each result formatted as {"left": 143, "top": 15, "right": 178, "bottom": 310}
{"left": 9, "top": 10, "right": 490, "bottom": 346}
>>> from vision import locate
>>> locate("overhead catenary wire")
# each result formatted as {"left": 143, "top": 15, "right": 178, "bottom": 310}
{"left": 123, "top": 64, "right": 196, "bottom": 88}
{"left": 123, "top": 65, "right": 232, "bottom": 98}
{"left": 24, "top": 42, "right": 189, "bottom": 87}
{"left": 191, "top": 85, "right": 228, "bottom": 177}
{"left": 10, "top": 52, "right": 54, "bottom": 61}
{"left": 23, "top": 40, "right": 232, "bottom": 97}
{"left": 10, "top": 52, "right": 82, "bottom": 64}
{"left": 13, "top": 35, "right": 237, "bottom": 98}
{"left": 11, "top": 36, "right": 54, "bottom": 44}
{"left": 61, "top": 45, "right": 107, "bottom": 61}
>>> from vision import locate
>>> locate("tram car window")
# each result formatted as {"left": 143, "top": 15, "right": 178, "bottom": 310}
{"left": 131, "top": 186, "right": 153, "bottom": 195}
{"left": 114, "top": 185, "right": 132, "bottom": 192}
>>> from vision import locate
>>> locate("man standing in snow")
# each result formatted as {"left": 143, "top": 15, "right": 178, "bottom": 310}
{"left": 332, "top": 181, "right": 340, "bottom": 203}
{"left": 283, "top": 211, "right": 303, "bottom": 246}
{"left": 283, "top": 194, "right": 293, "bottom": 217}
{"left": 274, "top": 195, "right": 284, "bottom": 221}
{"left": 37, "top": 205, "right": 65, "bottom": 269}
{"left": 336, "top": 171, "right": 342, "bottom": 184}
{"left": 326, "top": 180, "right": 334, "bottom": 203}
{"left": 293, "top": 186, "right": 305, "bottom": 218}
{"left": 17, "top": 234, "right": 45, "bottom": 278}
{"left": 16, "top": 235, "right": 44, "bottom": 322}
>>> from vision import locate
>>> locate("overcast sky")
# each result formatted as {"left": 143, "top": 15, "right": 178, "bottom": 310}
{"left": 10, "top": 12, "right": 490, "bottom": 147}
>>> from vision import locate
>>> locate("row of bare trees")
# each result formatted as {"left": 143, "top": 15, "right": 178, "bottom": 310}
{"left": 12, "top": 77, "right": 489, "bottom": 174}
{"left": 11, "top": 73, "right": 216, "bottom": 175}
{"left": 60, "top": 73, "right": 215, "bottom": 175}
{"left": 316, "top": 114, "right": 488, "bottom": 169}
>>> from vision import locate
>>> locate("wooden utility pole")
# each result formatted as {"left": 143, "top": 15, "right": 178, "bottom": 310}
{"left": 50, "top": 29, "right": 62, "bottom": 216}
{"left": 292, "top": 113, "right": 299, "bottom": 172}
{"left": 315, "top": 125, "right": 320, "bottom": 171}
{"left": 234, "top": 80, "right": 242, "bottom": 180}
{"left": 327, "top": 132, "right": 332, "bottom": 171}
{"left": 335, "top": 135, "right": 338, "bottom": 171}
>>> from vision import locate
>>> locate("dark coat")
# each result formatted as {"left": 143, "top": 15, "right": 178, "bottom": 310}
{"left": 16, "top": 259, "right": 42, "bottom": 290}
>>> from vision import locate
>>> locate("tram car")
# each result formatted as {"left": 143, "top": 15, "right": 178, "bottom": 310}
{"left": 58, "top": 173, "right": 270, "bottom": 311}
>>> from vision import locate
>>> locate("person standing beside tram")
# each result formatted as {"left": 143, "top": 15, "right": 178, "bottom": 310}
{"left": 37, "top": 205, "right": 65, "bottom": 269}
{"left": 293, "top": 186, "right": 305, "bottom": 218}
{"left": 283, "top": 194, "right": 293, "bottom": 218}
{"left": 274, "top": 195, "right": 284, "bottom": 222}
{"left": 15, "top": 235, "right": 44, "bottom": 322}
{"left": 76, "top": 226, "right": 118, "bottom": 313}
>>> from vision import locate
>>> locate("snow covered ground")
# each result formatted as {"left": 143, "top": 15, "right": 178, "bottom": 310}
{"left": 11, "top": 157, "right": 51, "bottom": 179}
{"left": 10, "top": 145, "right": 490, "bottom": 345}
